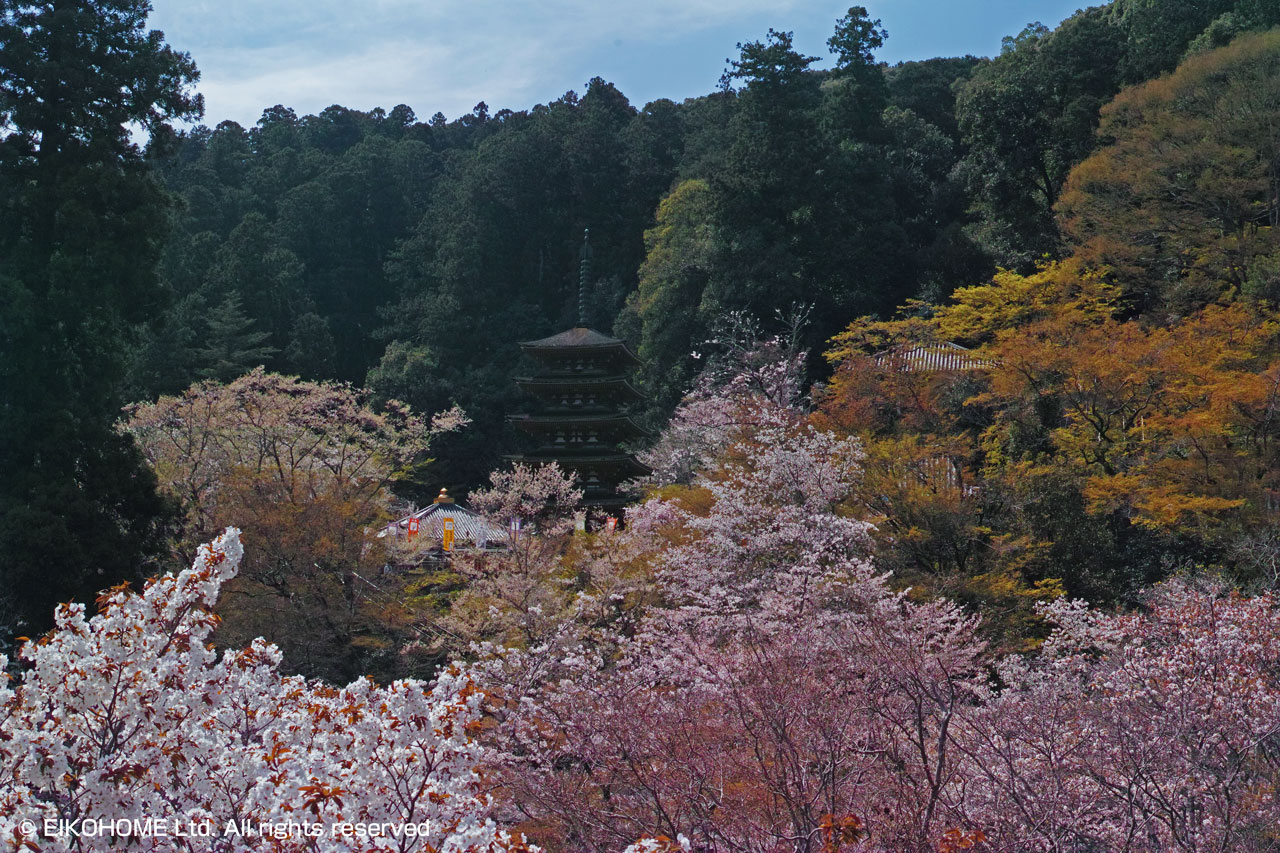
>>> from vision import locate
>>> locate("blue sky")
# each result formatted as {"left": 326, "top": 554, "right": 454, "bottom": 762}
{"left": 146, "top": 0, "right": 1091, "bottom": 129}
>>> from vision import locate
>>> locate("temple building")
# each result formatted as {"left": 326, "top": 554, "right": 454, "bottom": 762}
{"left": 508, "top": 231, "right": 650, "bottom": 510}
{"left": 380, "top": 489, "right": 507, "bottom": 549}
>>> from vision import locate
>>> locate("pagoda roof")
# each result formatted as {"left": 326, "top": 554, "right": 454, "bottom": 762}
{"left": 519, "top": 327, "right": 641, "bottom": 363}
{"left": 508, "top": 453, "right": 652, "bottom": 474}
{"left": 509, "top": 412, "right": 652, "bottom": 434}
{"left": 515, "top": 375, "right": 644, "bottom": 398}
{"left": 521, "top": 326, "right": 626, "bottom": 348}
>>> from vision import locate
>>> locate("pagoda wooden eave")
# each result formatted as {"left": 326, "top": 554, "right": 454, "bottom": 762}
{"left": 518, "top": 326, "right": 641, "bottom": 366}
{"left": 507, "top": 452, "right": 652, "bottom": 475}
{"left": 508, "top": 412, "right": 652, "bottom": 436}
{"left": 514, "top": 375, "right": 644, "bottom": 398}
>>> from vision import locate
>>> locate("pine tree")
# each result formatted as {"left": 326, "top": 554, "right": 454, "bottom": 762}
{"left": 195, "top": 292, "right": 278, "bottom": 382}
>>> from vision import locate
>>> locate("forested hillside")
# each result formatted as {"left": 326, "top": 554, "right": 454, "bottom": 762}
{"left": 3, "top": 0, "right": 1278, "bottom": 637}
{"left": 822, "top": 25, "right": 1280, "bottom": 623}
{"left": 8, "top": 1, "right": 1280, "bottom": 849}
{"left": 122, "top": 0, "right": 1280, "bottom": 499}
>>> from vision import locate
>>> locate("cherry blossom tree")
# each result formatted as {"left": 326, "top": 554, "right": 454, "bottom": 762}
{"left": 482, "top": 398, "right": 993, "bottom": 851}
{"left": 639, "top": 313, "right": 809, "bottom": 489}
{"left": 125, "top": 369, "right": 467, "bottom": 680}
{"left": 955, "top": 583, "right": 1280, "bottom": 851}
{"left": 0, "top": 528, "right": 531, "bottom": 853}
{"left": 434, "top": 463, "right": 586, "bottom": 655}
{"left": 477, "top": 367, "right": 1280, "bottom": 851}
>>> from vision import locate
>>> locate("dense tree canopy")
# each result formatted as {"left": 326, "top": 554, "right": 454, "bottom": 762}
{"left": 0, "top": 0, "right": 201, "bottom": 635}
{"left": 5, "top": 0, "right": 1275, "bottom": 640}
{"left": 126, "top": 370, "right": 466, "bottom": 681}
{"left": 954, "top": 0, "right": 1279, "bottom": 269}
{"left": 113, "top": 1, "right": 1280, "bottom": 502}
{"left": 476, "top": 366, "right": 1280, "bottom": 851}
{"left": 824, "top": 29, "right": 1280, "bottom": 606}
{"left": 1058, "top": 28, "right": 1280, "bottom": 318}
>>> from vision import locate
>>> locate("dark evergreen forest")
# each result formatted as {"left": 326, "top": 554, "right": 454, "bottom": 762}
{"left": 131, "top": 0, "right": 1280, "bottom": 491}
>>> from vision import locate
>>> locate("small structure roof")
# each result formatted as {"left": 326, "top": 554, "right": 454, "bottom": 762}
{"left": 379, "top": 490, "right": 508, "bottom": 547}
{"left": 873, "top": 342, "right": 994, "bottom": 373}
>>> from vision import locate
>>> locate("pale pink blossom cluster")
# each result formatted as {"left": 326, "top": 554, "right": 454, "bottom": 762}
{"left": 124, "top": 369, "right": 467, "bottom": 564}
{"left": 486, "top": 409, "right": 986, "bottom": 850}
{"left": 482, "top": 385, "right": 1280, "bottom": 851}
{"left": 437, "top": 463, "right": 589, "bottom": 655}
{"left": 13, "top": 355, "right": 1280, "bottom": 851}
{"left": 638, "top": 323, "right": 808, "bottom": 488}
{"left": 959, "top": 583, "right": 1280, "bottom": 849}
{"left": 620, "top": 835, "right": 690, "bottom": 853}
{"left": 0, "top": 528, "right": 527, "bottom": 853}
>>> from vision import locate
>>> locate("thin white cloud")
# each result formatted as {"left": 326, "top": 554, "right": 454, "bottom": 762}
{"left": 193, "top": 36, "right": 548, "bottom": 123}
{"left": 149, "top": 0, "right": 817, "bottom": 127}
{"left": 149, "top": 0, "right": 1083, "bottom": 128}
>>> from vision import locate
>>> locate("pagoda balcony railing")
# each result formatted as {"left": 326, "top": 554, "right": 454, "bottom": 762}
{"left": 535, "top": 401, "right": 626, "bottom": 413}
{"left": 522, "top": 447, "right": 644, "bottom": 461}
{"left": 531, "top": 362, "right": 622, "bottom": 376}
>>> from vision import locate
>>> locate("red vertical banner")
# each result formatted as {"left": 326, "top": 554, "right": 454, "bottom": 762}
{"left": 407, "top": 516, "right": 420, "bottom": 537}
{"left": 442, "top": 517, "right": 455, "bottom": 551}
{"left": 605, "top": 516, "right": 618, "bottom": 531}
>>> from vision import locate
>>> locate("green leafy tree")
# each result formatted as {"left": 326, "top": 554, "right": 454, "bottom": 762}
{"left": 1186, "top": 0, "right": 1280, "bottom": 54}
{"left": 615, "top": 178, "right": 716, "bottom": 419}
{"left": 284, "top": 311, "right": 336, "bottom": 378}
{"left": 1111, "top": 0, "right": 1235, "bottom": 82}
{"left": 885, "top": 56, "right": 983, "bottom": 143}
{"left": 821, "top": 5, "right": 890, "bottom": 140}
{"left": 124, "top": 290, "right": 205, "bottom": 399}
{"left": 956, "top": 9, "right": 1127, "bottom": 267}
{"left": 707, "top": 26, "right": 824, "bottom": 323}
{"left": 0, "top": 0, "right": 201, "bottom": 634}
{"left": 828, "top": 4, "right": 886, "bottom": 67}
{"left": 206, "top": 211, "right": 307, "bottom": 351}
{"left": 706, "top": 10, "right": 938, "bottom": 357}
{"left": 956, "top": 0, "right": 1278, "bottom": 270}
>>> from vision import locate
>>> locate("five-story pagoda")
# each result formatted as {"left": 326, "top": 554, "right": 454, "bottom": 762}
{"left": 508, "top": 231, "right": 650, "bottom": 510}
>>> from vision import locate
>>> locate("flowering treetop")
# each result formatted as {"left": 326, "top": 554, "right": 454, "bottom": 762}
{"left": 0, "top": 528, "right": 529, "bottom": 853}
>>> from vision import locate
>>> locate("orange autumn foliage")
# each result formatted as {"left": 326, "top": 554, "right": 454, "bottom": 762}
{"left": 824, "top": 257, "right": 1280, "bottom": 602}
{"left": 819, "top": 813, "right": 868, "bottom": 851}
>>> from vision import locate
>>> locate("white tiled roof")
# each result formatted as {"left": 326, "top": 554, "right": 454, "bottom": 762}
{"left": 379, "top": 502, "right": 509, "bottom": 547}
{"left": 873, "top": 342, "right": 993, "bottom": 373}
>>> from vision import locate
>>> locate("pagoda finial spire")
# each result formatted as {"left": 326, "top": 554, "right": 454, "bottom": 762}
{"left": 578, "top": 227, "right": 592, "bottom": 327}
